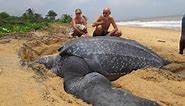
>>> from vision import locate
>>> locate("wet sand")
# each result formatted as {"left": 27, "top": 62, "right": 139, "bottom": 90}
{"left": 0, "top": 25, "right": 185, "bottom": 106}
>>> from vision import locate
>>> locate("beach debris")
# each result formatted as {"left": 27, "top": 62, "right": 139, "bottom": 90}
{"left": 0, "top": 68, "right": 3, "bottom": 74}
{"left": 157, "top": 40, "right": 165, "bottom": 43}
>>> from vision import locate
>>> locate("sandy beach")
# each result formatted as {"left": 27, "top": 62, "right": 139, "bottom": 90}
{"left": 0, "top": 25, "right": 185, "bottom": 106}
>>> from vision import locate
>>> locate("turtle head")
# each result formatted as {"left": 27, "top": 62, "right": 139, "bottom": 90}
{"left": 32, "top": 54, "right": 68, "bottom": 78}
{"left": 33, "top": 55, "right": 56, "bottom": 69}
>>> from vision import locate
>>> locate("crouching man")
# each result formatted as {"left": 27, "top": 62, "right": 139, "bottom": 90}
{"left": 92, "top": 8, "right": 122, "bottom": 37}
{"left": 69, "top": 8, "right": 88, "bottom": 37}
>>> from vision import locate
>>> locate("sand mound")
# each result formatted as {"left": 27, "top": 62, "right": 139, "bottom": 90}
{"left": 0, "top": 40, "right": 89, "bottom": 106}
{"left": 18, "top": 25, "right": 73, "bottom": 65}
{"left": 15, "top": 24, "right": 90, "bottom": 106}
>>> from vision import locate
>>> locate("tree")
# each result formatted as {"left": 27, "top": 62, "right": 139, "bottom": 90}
{"left": 60, "top": 14, "right": 72, "bottom": 23}
{"left": 0, "top": 17, "right": 3, "bottom": 26}
{"left": 22, "top": 8, "right": 35, "bottom": 22}
{"left": 34, "top": 13, "right": 43, "bottom": 21}
{"left": 22, "top": 8, "right": 43, "bottom": 22}
{"left": 26, "top": 8, "right": 34, "bottom": 16}
{"left": 46, "top": 10, "right": 57, "bottom": 20}
{"left": 0, "top": 12, "right": 10, "bottom": 19}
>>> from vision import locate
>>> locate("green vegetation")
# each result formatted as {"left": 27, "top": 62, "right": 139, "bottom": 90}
{"left": 59, "top": 14, "right": 72, "bottom": 23}
{"left": 46, "top": 10, "right": 58, "bottom": 20}
{"left": 0, "top": 8, "right": 74, "bottom": 37}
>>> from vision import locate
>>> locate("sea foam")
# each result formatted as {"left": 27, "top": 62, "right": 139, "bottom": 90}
{"left": 116, "top": 21, "right": 181, "bottom": 29}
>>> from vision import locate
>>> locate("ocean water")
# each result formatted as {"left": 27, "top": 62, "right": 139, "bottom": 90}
{"left": 116, "top": 21, "right": 181, "bottom": 29}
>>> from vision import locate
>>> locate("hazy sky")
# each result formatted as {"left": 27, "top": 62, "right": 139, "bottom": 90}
{"left": 0, "top": 0, "right": 185, "bottom": 21}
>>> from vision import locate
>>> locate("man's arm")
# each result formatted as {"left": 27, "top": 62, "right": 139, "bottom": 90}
{"left": 82, "top": 18, "right": 88, "bottom": 35}
{"left": 82, "top": 17, "right": 87, "bottom": 28}
{"left": 92, "top": 16, "right": 104, "bottom": 27}
{"left": 107, "top": 17, "right": 118, "bottom": 36}
{"left": 72, "top": 18, "right": 86, "bottom": 35}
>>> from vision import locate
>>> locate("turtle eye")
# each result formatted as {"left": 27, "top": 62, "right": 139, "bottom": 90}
{"left": 58, "top": 47, "right": 63, "bottom": 52}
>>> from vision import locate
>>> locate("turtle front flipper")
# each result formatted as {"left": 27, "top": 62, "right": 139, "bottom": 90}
{"left": 33, "top": 55, "right": 57, "bottom": 69}
{"left": 62, "top": 56, "right": 160, "bottom": 106}
{"left": 32, "top": 55, "right": 65, "bottom": 76}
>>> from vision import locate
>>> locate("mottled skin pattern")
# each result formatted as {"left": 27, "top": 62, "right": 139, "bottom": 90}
{"left": 35, "top": 36, "right": 167, "bottom": 106}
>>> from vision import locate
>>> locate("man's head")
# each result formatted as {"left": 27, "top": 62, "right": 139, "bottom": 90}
{"left": 103, "top": 8, "right": 111, "bottom": 17}
{"left": 75, "top": 8, "right": 82, "bottom": 17}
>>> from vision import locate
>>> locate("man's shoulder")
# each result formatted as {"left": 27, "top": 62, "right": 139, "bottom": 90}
{"left": 73, "top": 16, "right": 76, "bottom": 19}
{"left": 108, "top": 16, "right": 114, "bottom": 20}
{"left": 82, "top": 17, "right": 87, "bottom": 21}
{"left": 99, "top": 15, "right": 104, "bottom": 19}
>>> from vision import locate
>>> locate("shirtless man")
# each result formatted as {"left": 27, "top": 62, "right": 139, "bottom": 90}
{"left": 92, "top": 8, "right": 122, "bottom": 37}
{"left": 69, "top": 8, "right": 88, "bottom": 37}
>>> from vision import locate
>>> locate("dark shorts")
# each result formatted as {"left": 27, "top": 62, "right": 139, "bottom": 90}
{"left": 180, "top": 39, "right": 185, "bottom": 52}
{"left": 93, "top": 31, "right": 109, "bottom": 37}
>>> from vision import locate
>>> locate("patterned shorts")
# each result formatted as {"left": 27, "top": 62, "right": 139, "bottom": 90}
{"left": 69, "top": 24, "right": 86, "bottom": 35}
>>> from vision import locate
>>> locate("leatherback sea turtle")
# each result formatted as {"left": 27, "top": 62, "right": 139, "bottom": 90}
{"left": 34, "top": 36, "right": 167, "bottom": 106}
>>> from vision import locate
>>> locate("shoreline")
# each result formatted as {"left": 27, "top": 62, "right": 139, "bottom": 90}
{"left": 117, "top": 25, "right": 181, "bottom": 31}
